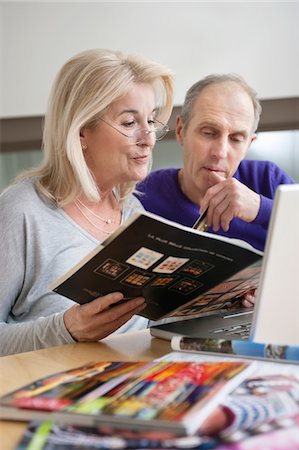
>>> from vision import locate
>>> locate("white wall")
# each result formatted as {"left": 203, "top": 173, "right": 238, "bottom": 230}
{"left": 1, "top": 1, "right": 299, "bottom": 118}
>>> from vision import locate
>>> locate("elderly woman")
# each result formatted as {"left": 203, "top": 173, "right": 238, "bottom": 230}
{"left": 0, "top": 48, "right": 174, "bottom": 356}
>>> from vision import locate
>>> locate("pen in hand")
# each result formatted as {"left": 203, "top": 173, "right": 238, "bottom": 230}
{"left": 193, "top": 209, "right": 208, "bottom": 232}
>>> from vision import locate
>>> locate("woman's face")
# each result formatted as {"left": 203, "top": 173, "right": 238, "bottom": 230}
{"left": 81, "top": 82, "right": 157, "bottom": 192}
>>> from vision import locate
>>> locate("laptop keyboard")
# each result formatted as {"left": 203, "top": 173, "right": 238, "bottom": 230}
{"left": 212, "top": 322, "right": 252, "bottom": 339}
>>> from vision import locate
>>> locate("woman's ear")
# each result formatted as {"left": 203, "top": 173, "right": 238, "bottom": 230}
{"left": 80, "top": 129, "right": 87, "bottom": 151}
{"left": 176, "top": 115, "right": 184, "bottom": 145}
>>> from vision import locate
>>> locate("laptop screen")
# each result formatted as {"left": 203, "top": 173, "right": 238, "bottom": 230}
{"left": 251, "top": 184, "right": 299, "bottom": 346}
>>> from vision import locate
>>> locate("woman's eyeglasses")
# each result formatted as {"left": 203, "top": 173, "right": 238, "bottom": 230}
{"left": 99, "top": 118, "right": 170, "bottom": 145}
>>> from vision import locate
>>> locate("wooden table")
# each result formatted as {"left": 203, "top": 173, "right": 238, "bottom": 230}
{"left": 0, "top": 330, "right": 171, "bottom": 450}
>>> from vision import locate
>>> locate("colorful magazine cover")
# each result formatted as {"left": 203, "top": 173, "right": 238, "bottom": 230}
{"left": 12, "top": 364, "right": 299, "bottom": 449}
{"left": 14, "top": 414, "right": 299, "bottom": 450}
{"left": 14, "top": 420, "right": 218, "bottom": 450}
{"left": 0, "top": 359, "right": 253, "bottom": 437}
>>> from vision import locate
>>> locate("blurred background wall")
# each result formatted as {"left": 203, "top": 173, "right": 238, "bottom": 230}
{"left": 1, "top": 1, "right": 298, "bottom": 190}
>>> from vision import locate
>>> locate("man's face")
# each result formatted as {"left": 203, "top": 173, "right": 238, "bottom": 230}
{"left": 177, "top": 82, "right": 256, "bottom": 199}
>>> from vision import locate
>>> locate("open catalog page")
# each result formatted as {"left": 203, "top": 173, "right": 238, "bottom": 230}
{"left": 52, "top": 211, "right": 262, "bottom": 321}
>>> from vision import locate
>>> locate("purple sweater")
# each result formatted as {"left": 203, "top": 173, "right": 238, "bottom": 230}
{"left": 136, "top": 160, "right": 294, "bottom": 251}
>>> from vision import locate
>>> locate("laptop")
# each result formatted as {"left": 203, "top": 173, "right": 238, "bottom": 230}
{"left": 150, "top": 184, "right": 299, "bottom": 346}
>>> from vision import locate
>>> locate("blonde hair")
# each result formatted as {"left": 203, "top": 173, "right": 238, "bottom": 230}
{"left": 20, "top": 49, "right": 174, "bottom": 205}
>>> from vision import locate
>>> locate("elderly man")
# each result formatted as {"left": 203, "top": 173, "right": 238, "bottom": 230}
{"left": 136, "top": 74, "right": 294, "bottom": 253}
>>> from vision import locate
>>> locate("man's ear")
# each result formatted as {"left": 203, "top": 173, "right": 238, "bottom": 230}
{"left": 250, "top": 133, "right": 257, "bottom": 145}
{"left": 176, "top": 115, "right": 184, "bottom": 145}
{"left": 244, "top": 133, "right": 257, "bottom": 158}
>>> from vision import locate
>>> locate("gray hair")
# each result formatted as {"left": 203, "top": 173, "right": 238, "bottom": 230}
{"left": 180, "top": 73, "right": 262, "bottom": 132}
{"left": 18, "top": 49, "right": 174, "bottom": 206}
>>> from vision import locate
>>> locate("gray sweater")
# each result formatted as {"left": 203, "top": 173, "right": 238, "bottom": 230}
{"left": 0, "top": 179, "right": 148, "bottom": 356}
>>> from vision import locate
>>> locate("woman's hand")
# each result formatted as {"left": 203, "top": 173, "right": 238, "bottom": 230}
{"left": 63, "top": 292, "right": 146, "bottom": 342}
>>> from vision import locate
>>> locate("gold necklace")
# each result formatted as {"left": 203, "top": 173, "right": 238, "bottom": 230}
{"left": 75, "top": 200, "right": 114, "bottom": 235}
{"left": 76, "top": 198, "right": 116, "bottom": 224}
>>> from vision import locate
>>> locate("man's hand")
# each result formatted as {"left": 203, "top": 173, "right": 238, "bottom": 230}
{"left": 64, "top": 292, "right": 146, "bottom": 342}
{"left": 242, "top": 289, "right": 256, "bottom": 308}
{"left": 201, "top": 173, "right": 260, "bottom": 232}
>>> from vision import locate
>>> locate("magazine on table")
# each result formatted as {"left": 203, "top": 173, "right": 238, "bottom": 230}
{"left": 156, "top": 352, "right": 299, "bottom": 448}
{"left": 14, "top": 418, "right": 299, "bottom": 450}
{"left": 14, "top": 420, "right": 219, "bottom": 450}
{"left": 52, "top": 211, "right": 262, "bottom": 321}
{"left": 0, "top": 359, "right": 255, "bottom": 437}
{"left": 13, "top": 359, "right": 299, "bottom": 449}
{"left": 170, "top": 335, "right": 299, "bottom": 363}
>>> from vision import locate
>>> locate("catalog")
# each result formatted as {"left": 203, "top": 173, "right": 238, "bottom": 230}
{"left": 52, "top": 211, "right": 262, "bottom": 321}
